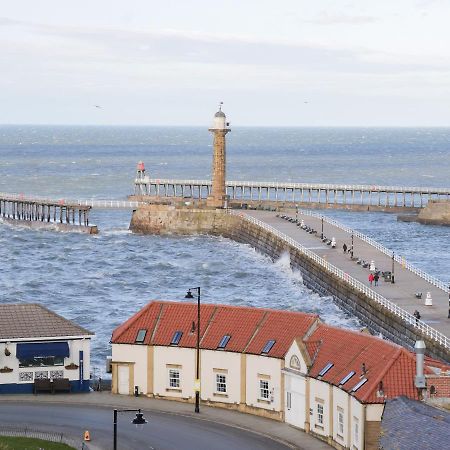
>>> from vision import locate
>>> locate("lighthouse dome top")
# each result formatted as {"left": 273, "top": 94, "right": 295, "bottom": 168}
{"left": 210, "top": 102, "right": 229, "bottom": 130}
{"left": 214, "top": 110, "right": 226, "bottom": 118}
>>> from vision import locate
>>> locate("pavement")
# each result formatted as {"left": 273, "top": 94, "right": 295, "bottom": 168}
{"left": 0, "top": 392, "right": 332, "bottom": 450}
{"left": 244, "top": 210, "right": 450, "bottom": 338}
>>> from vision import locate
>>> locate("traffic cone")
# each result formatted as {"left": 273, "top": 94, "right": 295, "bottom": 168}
{"left": 84, "top": 430, "right": 91, "bottom": 441}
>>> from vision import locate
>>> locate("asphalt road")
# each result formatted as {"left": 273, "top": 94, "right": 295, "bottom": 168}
{"left": 0, "top": 403, "right": 292, "bottom": 450}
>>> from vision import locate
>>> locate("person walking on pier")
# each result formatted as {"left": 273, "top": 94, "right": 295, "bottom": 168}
{"left": 368, "top": 273, "right": 374, "bottom": 286}
{"left": 413, "top": 310, "right": 421, "bottom": 324}
{"left": 343, "top": 243, "right": 347, "bottom": 254}
{"left": 374, "top": 272, "right": 379, "bottom": 286}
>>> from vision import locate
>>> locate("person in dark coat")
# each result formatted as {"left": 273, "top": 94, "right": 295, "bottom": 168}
{"left": 374, "top": 272, "right": 379, "bottom": 286}
{"left": 343, "top": 243, "right": 347, "bottom": 253}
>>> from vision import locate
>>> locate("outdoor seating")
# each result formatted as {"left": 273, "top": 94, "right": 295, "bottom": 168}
{"left": 52, "top": 378, "right": 71, "bottom": 393}
{"left": 34, "top": 379, "right": 52, "bottom": 394}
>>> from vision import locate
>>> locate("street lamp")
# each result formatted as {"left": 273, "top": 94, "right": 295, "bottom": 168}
{"left": 391, "top": 252, "right": 395, "bottom": 284}
{"left": 351, "top": 233, "right": 354, "bottom": 259}
{"left": 321, "top": 216, "right": 324, "bottom": 240}
{"left": 447, "top": 286, "right": 450, "bottom": 319}
{"left": 185, "top": 287, "right": 201, "bottom": 413}
{"left": 295, "top": 204, "right": 299, "bottom": 222}
{"left": 113, "top": 408, "right": 147, "bottom": 450}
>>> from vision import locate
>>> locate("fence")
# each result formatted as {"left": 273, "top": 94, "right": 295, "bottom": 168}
{"left": 231, "top": 211, "right": 450, "bottom": 350}
{"left": 298, "top": 209, "right": 450, "bottom": 294}
{"left": 0, "top": 426, "right": 91, "bottom": 449}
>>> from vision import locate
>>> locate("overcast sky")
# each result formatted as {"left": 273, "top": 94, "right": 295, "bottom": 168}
{"left": 1, "top": 0, "right": 450, "bottom": 126}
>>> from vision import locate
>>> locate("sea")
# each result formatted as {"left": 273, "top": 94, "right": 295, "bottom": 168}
{"left": 1, "top": 126, "right": 449, "bottom": 372}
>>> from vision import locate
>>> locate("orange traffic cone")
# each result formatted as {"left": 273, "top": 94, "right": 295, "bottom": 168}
{"left": 84, "top": 430, "right": 91, "bottom": 441}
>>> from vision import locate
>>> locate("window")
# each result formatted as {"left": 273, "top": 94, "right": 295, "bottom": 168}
{"left": 216, "top": 374, "right": 227, "bottom": 393}
{"left": 170, "top": 331, "right": 183, "bottom": 345}
{"left": 339, "top": 371, "right": 355, "bottom": 386}
{"left": 19, "top": 356, "right": 64, "bottom": 368}
{"left": 217, "top": 335, "right": 231, "bottom": 349}
{"left": 353, "top": 417, "right": 359, "bottom": 446}
{"left": 338, "top": 410, "right": 344, "bottom": 436}
{"left": 261, "top": 340, "right": 276, "bottom": 354}
{"left": 168, "top": 369, "right": 180, "bottom": 388}
{"left": 351, "top": 378, "right": 368, "bottom": 392}
{"left": 135, "top": 329, "right": 147, "bottom": 343}
{"left": 286, "top": 392, "right": 292, "bottom": 410}
{"left": 317, "top": 404, "right": 324, "bottom": 425}
{"left": 318, "top": 362, "right": 334, "bottom": 377}
{"left": 259, "top": 380, "right": 269, "bottom": 399}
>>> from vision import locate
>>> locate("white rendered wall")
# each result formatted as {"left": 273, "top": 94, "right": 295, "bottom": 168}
{"left": 200, "top": 349, "right": 241, "bottom": 404}
{"left": 332, "top": 385, "right": 350, "bottom": 447}
{"left": 153, "top": 346, "right": 195, "bottom": 399}
{"left": 309, "top": 378, "right": 331, "bottom": 438}
{"left": 350, "top": 396, "right": 365, "bottom": 450}
{"left": 246, "top": 354, "right": 282, "bottom": 412}
{"left": 112, "top": 343, "right": 147, "bottom": 393}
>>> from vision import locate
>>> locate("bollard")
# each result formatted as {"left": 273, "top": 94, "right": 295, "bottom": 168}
{"left": 331, "top": 237, "right": 336, "bottom": 248}
{"left": 425, "top": 292, "right": 433, "bottom": 306}
{"left": 369, "top": 260, "right": 375, "bottom": 271}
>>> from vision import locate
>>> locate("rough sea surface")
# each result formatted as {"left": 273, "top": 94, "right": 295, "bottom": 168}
{"left": 1, "top": 126, "right": 449, "bottom": 371}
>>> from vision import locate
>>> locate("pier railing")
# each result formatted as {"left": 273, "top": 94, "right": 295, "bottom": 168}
{"left": 299, "top": 209, "right": 450, "bottom": 294}
{"left": 232, "top": 211, "right": 449, "bottom": 350}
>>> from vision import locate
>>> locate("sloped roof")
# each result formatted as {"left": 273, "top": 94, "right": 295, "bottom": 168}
{"left": 0, "top": 303, "right": 93, "bottom": 339}
{"left": 380, "top": 397, "right": 450, "bottom": 450}
{"left": 111, "top": 300, "right": 318, "bottom": 358}
{"left": 305, "top": 323, "right": 448, "bottom": 404}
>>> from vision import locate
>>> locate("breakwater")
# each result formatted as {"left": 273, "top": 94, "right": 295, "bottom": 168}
{"left": 130, "top": 205, "right": 449, "bottom": 361}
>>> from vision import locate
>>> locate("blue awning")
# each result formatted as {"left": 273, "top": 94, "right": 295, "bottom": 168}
{"left": 16, "top": 342, "right": 69, "bottom": 359}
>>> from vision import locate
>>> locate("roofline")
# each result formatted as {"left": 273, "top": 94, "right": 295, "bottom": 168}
{"left": 0, "top": 335, "right": 94, "bottom": 343}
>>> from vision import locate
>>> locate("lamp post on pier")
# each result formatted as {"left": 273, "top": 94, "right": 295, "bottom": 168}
{"left": 185, "top": 287, "right": 201, "bottom": 413}
{"left": 321, "top": 216, "right": 324, "bottom": 240}
{"left": 351, "top": 232, "right": 354, "bottom": 258}
{"left": 113, "top": 408, "right": 147, "bottom": 450}
{"left": 391, "top": 252, "right": 395, "bottom": 284}
{"left": 447, "top": 286, "right": 450, "bottom": 319}
{"left": 295, "top": 204, "right": 299, "bottom": 222}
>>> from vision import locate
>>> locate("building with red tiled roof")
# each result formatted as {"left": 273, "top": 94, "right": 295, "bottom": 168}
{"left": 111, "top": 301, "right": 450, "bottom": 450}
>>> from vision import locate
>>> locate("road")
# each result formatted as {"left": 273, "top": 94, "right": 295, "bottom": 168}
{"left": 0, "top": 403, "right": 293, "bottom": 450}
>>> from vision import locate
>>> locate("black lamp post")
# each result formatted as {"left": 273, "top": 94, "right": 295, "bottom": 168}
{"left": 391, "top": 252, "right": 395, "bottom": 284}
{"left": 447, "top": 286, "right": 450, "bottom": 319}
{"left": 113, "top": 408, "right": 147, "bottom": 450}
{"left": 351, "top": 232, "right": 354, "bottom": 258}
{"left": 321, "top": 216, "right": 324, "bottom": 240}
{"left": 185, "top": 287, "right": 201, "bottom": 413}
{"left": 295, "top": 204, "right": 299, "bottom": 222}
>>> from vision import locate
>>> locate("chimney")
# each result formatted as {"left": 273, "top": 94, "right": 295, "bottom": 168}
{"left": 414, "top": 340, "right": 426, "bottom": 389}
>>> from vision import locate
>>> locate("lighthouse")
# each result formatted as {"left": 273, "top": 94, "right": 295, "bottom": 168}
{"left": 206, "top": 103, "right": 231, "bottom": 208}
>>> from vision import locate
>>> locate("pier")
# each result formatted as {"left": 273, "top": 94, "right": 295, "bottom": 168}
{"left": 0, "top": 194, "right": 97, "bottom": 234}
{"left": 134, "top": 178, "right": 450, "bottom": 210}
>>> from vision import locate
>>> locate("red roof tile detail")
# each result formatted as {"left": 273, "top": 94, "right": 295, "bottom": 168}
{"left": 245, "top": 310, "right": 317, "bottom": 358}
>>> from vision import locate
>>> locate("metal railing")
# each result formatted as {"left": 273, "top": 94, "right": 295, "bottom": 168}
{"left": 143, "top": 178, "right": 450, "bottom": 195}
{"left": 0, "top": 426, "right": 91, "bottom": 449}
{"left": 299, "top": 209, "right": 450, "bottom": 293}
{"left": 231, "top": 211, "right": 449, "bottom": 349}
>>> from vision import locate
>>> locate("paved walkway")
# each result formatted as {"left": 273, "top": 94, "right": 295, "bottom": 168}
{"left": 0, "top": 392, "right": 331, "bottom": 450}
{"left": 244, "top": 210, "right": 450, "bottom": 339}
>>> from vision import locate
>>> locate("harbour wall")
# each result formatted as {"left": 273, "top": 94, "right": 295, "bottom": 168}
{"left": 130, "top": 205, "right": 449, "bottom": 361}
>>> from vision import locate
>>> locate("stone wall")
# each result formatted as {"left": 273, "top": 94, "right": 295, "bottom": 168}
{"left": 417, "top": 201, "right": 450, "bottom": 225}
{"left": 129, "top": 206, "right": 449, "bottom": 361}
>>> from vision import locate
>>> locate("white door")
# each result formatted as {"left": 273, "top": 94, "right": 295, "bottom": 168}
{"left": 285, "top": 375, "right": 305, "bottom": 428}
{"left": 118, "top": 366, "right": 129, "bottom": 395}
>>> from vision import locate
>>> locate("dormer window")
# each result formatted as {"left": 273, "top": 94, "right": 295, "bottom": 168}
{"left": 170, "top": 331, "right": 183, "bottom": 345}
{"left": 135, "top": 329, "right": 147, "bottom": 343}
{"left": 218, "top": 335, "right": 231, "bottom": 349}
{"left": 261, "top": 340, "right": 276, "bottom": 354}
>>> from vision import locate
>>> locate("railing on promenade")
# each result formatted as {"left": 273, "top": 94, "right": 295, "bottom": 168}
{"left": 142, "top": 179, "right": 450, "bottom": 195}
{"left": 299, "top": 209, "right": 450, "bottom": 294}
{"left": 231, "top": 211, "right": 450, "bottom": 350}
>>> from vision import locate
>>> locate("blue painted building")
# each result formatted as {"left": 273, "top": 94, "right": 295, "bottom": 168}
{"left": 0, "top": 303, "right": 94, "bottom": 393}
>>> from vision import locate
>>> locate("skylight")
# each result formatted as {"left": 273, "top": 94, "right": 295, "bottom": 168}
{"left": 218, "top": 335, "right": 231, "bottom": 349}
{"left": 135, "top": 329, "right": 147, "bottom": 343}
{"left": 170, "top": 331, "right": 183, "bottom": 345}
{"left": 339, "top": 371, "right": 356, "bottom": 386}
{"left": 351, "top": 378, "right": 368, "bottom": 392}
{"left": 318, "top": 362, "right": 334, "bottom": 377}
{"left": 261, "top": 340, "right": 276, "bottom": 354}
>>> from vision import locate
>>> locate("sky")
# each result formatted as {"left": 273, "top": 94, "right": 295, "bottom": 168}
{"left": 1, "top": 0, "right": 450, "bottom": 126}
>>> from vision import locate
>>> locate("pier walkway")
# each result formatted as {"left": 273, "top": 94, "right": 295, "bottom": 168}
{"left": 236, "top": 210, "right": 450, "bottom": 347}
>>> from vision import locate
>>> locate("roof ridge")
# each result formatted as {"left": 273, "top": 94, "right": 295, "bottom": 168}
{"left": 150, "top": 303, "right": 165, "bottom": 344}
{"left": 199, "top": 305, "right": 219, "bottom": 346}
{"left": 242, "top": 311, "right": 269, "bottom": 354}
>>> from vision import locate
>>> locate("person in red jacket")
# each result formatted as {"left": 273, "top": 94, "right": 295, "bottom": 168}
{"left": 368, "top": 273, "right": 374, "bottom": 286}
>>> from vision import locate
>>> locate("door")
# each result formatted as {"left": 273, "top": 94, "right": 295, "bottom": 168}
{"left": 118, "top": 365, "right": 129, "bottom": 395}
{"left": 285, "top": 374, "right": 305, "bottom": 428}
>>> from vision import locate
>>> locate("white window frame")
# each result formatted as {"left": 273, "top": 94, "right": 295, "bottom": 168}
{"left": 317, "top": 403, "right": 324, "bottom": 425}
{"left": 338, "top": 410, "right": 344, "bottom": 436}
{"left": 353, "top": 417, "right": 360, "bottom": 448}
{"left": 259, "top": 379, "right": 269, "bottom": 399}
{"left": 168, "top": 368, "right": 180, "bottom": 389}
{"left": 286, "top": 391, "right": 292, "bottom": 410}
{"left": 215, "top": 373, "right": 227, "bottom": 393}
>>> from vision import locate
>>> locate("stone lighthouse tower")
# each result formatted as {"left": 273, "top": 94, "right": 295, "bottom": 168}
{"left": 206, "top": 103, "right": 231, "bottom": 208}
